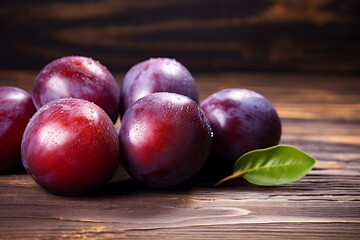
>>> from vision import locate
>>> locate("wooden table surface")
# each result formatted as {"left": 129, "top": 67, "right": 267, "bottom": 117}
{"left": 0, "top": 70, "right": 359, "bottom": 239}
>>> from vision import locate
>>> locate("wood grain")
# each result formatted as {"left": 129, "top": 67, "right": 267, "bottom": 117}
{"left": 0, "top": 71, "right": 359, "bottom": 239}
{"left": 0, "top": 0, "right": 359, "bottom": 74}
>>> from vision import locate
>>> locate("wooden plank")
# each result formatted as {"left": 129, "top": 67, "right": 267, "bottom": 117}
{"left": 0, "top": 172, "right": 359, "bottom": 238}
{"left": 0, "top": 71, "right": 359, "bottom": 238}
{"left": 0, "top": 0, "right": 359, "bottom": 73}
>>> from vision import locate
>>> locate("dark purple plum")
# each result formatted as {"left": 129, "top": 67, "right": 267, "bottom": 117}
{"left": 119, "top": 92, "right": 212, "bottom": 188}
{"left": 119, "top": 58, "right": 198, "bottom": 117}
{"left": 32, "top": 56, "right": 120, "bottom": 123}
{"left": 200, "top": 88, "right": 281, "bottom": 170}
{"left": 0, "top": 87, "right": 36, "bottom": 172}
{"left": 21, "top": 98, "right": 119, "bottom": 196}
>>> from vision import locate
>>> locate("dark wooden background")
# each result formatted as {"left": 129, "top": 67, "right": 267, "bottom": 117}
{"left": 0, "top": 0, "right": 359, "bottom": 74}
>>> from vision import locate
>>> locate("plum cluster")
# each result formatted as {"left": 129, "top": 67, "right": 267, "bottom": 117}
{"left": 0, "top": 56, "right": 281, "bottom": 195}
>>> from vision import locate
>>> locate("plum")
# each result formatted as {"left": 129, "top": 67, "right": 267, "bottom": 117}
{"left": 119, "top": 58, "right": 198, "bottom": 117}
{"left": 119, "top": 92, "right": 212, "bottom": 188}
{"left": 21, "top": 98, "right": 119, "bottom": 196}
{"left": 200, "top": 88, "right": 281, "bottom": 170}
{"left": 32, "top": 56, "right": 120, "bottom": 123}
{"left": 0, "top": 87, "right": 36, "bottom": 172}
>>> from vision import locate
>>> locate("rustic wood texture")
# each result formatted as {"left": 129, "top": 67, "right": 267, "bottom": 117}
{"left": 0, "top": 71, "right": 359, "bottom": 239}
{"left": 0, "top": 0, "right": 359, "bottom": 74}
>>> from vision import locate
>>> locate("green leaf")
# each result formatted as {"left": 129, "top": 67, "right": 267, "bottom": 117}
{"left": 215, "top": 145, "right": 316, "bottom": 187}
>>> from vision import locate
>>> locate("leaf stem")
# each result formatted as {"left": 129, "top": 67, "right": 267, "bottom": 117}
{"left": 214, "top": 172, "right": 245, "bottom": 187}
